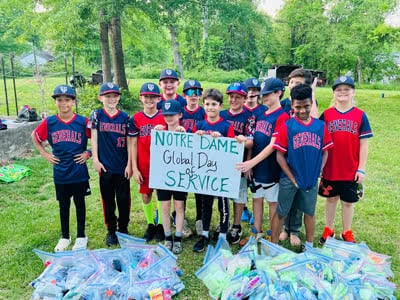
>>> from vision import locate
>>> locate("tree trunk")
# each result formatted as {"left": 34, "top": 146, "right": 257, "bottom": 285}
{"left": 109, "top": 16, "right": 128, "bottom": 90}
{"left": 201, "top": 0, "right": 209, "bottom": 64}
{"left": 99, "top": 11, "right": 112, "bottom": 83}
{"left": 168, "top": 24, "right": 185, "bottom": 79}
{"left": 357, "top": 56, "right": 362, "bottom": 85}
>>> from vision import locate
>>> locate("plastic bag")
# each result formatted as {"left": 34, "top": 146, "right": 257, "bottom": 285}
{"left": 0, "top": 164, "right": 31, "bottom": 183}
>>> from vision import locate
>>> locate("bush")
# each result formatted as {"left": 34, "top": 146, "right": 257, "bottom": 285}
{"left": 185, "top": 68, "right": 252, "bottom": 83}
{"left": 127, "top": 63, "right": 173, "bottom": 79}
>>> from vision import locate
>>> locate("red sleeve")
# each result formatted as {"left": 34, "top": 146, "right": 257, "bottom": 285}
{"left": 85, "top": 118, "right": 91, "bottom": 138}
{"left": 33, "top": 119, "right": 49, "bottom": 143}
{"left": 192, "top": 123, "right": 197, "bottom": 133}
{"left": 227, "top": 125, "right": 235, "bottom": 138}
{"left": 273, "top": 113, "right": 290, "bottom": 137}
{"left": 322, "top": 124, "right": 334, "bottom": 151}
{"left": 273, "top": 122, "right": 288, "bottom": 153}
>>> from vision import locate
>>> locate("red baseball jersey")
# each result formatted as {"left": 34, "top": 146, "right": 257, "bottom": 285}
{"left": 127, "top": 110, "right": 165, "bottom": 173}
{"left": 320, "top": 107, "right": 373, "bottom": 181}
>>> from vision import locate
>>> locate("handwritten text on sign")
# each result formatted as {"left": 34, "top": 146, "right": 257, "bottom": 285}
{"left": 149, "top": 130, "right": 244, "bottom": 198}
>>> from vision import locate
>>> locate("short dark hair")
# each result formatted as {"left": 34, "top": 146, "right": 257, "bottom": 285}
{"left": 202, "top": 88, "right": 223, "bottom": 104}
{"left": 290, "top": 83, "right": 312, "bottom": 101}
{"left": 288, "top": 68, "right": 306, "bottom": 80}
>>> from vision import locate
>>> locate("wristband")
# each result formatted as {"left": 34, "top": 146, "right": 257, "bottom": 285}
{"left": 357, "top": 169, "right": 365, "bottom": 175}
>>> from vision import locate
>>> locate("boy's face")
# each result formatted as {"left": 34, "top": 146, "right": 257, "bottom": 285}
{"left": 159, "top": 79, "right": 179, "bottom": 96}
{"left": 292, "top": 98, "right": 312, "bottom": 121}
{"left": 262, "top": 91, "right": 280, "bottom": 107}
{"left": 140, "top": 95, "right": 160, "bottom": 110}
{"left": 228, "top": 93, "right": 246, "bottom": 112}
{"left": 203, "top": 98, "right": 222, "bottom": 121}
{"left": 246, "top": 88, "right": 260, "bottom": 107}
{"left": 55, "top": 96, "right": 75, "bottom": 114}
{"left": 184, "top": 89, "right": 201, "bottom": 107}
{"left": 333, "top": 85, "right": 355, "bottom": 103}
{"left": 288, "top": 76, "right": 305, "bottom": 91}
{"left": 98, "top": 93, "right": 120, "bottom": 111}
{"left": 164, "top": 113, "right": 182, "bottom": 127}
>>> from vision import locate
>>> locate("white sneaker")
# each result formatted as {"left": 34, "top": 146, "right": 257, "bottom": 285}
{"left": 182, "top": 219, "right": 193, "bottom": 238}
{"left": 195, "top": 220, "right": 203, "bottom": 236}
{"left": 54, "top": 238, "right": 71, "bottom": 252}
{"left": 72, "top": 237, "right": 88, "bottom": 250}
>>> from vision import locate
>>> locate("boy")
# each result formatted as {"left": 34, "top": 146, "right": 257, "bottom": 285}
{"left": 237, "top": 78, "right": 288, "bottom": 241}
{"left": 192, "top": 88, "right": 236, "bottom": 252}
{"left": 271, "top": 84, "right": 333, "bottom": 251}
{"left": 181, "top": 79, "right": 206, "bottom": 236}
{"left": 128, "top": 82, "right": 166, "bottom": 242}
{"left": 155, "top": 99, "right": 187, "bottom": 254}
{"left": 89, "top": 82, "right": 131, "bottom": 246}
{"left": 32, "top": 85, "right": 91, "bottom": 252}
{"left": 318, "top": 76, "right": 373, "bottom": 243}
{"left": 220, "top": 82, "right": 255, "bottom": 245}
{"left": 157, "top": 68, "right": 187, "bottom": 110}
{"left": 279, "top": 68, "right": 318, "bottom": 246}
{"left": 241, "top": 77, "right": 267, "bottom": 224}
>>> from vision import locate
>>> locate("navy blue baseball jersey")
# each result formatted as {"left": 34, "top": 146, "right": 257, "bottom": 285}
{"left": 220, "top": 108, "right": 255, "bottom": 137}
{"left": 274, "top": 117, "right": 333, "bottom": 190}
{"left": 157, "top": 94, "right": 187, "bottom": 110}
{"left": 253, "top": 107, "right": 289, "bottom": 183}
{"left": 181, "top": 106, "right": 206, "bottom": 133}
{"left": 244, "top": 104, "right": 267, "bottom": 119}
{"left": 90, "top": 109, "right": 129, "bottom": 174}
{"left": 280, "top": 97, "right": 292, "bottom": 115}
{"left": 193, "top": 117, "right": 235, "bottom": 138}
{"left": 33, "top": 114, "right": 90, "bottom": 184}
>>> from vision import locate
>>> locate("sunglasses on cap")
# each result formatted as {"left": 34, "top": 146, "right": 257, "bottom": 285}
{"left": 185, "top": 89, "right": 202, "bottom": 97}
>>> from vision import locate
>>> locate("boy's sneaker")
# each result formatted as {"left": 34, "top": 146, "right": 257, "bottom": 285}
{"left": 54, "top": 238, "right": 71, "bottom": 252}
{"left": 182, "top": 219, "right": 193, "bottom": 238}
{"left": 155, "top": 224, "right": 165, "bottom": 242}
{"left": 195, "top": 220, "right": 203, "bottom": 236}
{"left": 72, "top": 237, "right": 88, "bottom": 250}
{"left": 212, "top": 226, "right": 220, "bottom": 241}
{"left": 106, "top": 232, "right": 119, "bottom": 246}
{"left": 143, "top": 224, "right": 157, "bottom": 242}
{"left": 172, "top": 241, "right": 183, "bottom": 254}
{"left": 193, "top": 235, "right": 209, "bottom": 253}
{"left": 227, "top": 226, "right": 242, "bottom": 244}
{"left": 341, "top": 230, "right": 355, "bottom": 243}
{"left": 164, "top": 240, "right": 173, "bottom": 251}
{"left": 319, "top": 226, "right": 335, "bottom": 245}
{"left": 249, "top": 214, "right": 254, "bottom": 225}
{"left": 241, "top": 209, "right": 250, "bottom": 222}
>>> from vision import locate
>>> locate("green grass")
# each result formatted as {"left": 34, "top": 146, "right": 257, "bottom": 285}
{"left": 0, "top": 81, "right": 399, "bottom": 298}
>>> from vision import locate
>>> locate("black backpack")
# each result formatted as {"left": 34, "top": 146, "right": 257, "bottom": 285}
{"left": 16, "top": 106, "right": 41, "bottom": 122}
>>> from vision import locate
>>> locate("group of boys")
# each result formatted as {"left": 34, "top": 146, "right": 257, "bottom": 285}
{"left": 32, "top": 67, "right": 372, "bottom": 255}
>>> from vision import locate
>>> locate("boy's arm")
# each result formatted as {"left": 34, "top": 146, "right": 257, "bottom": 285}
{"left": 124, "top": 136, "right": 132, "bottom": 178}
{"left": 130, "top": 136, "right": 142, "bottom": 184}
{"left": 321, "top": 151, "right": 328, "bottom": 171}
{"left": 91, "top": 129, "right": 106, "bottom": 173}
{"left": 355, "top": 138, "right": 368, "bottom": 183}
{"left": 237, "top": 136, "right": 276, "bottom": 173}
{"left": 310, "top": 77, "right": 319, "bottom": 118}
{"left": 276, "top": 151, "right": 297, "bottom": 188}
{"left": 31, "top": 131, "right": 60, "bottom": 165}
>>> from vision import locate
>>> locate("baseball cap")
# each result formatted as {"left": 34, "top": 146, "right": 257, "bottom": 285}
{"left": 140, "top": 82, "right": 161, "bottom": 96}
{"left": 260, "top": 78, "right": 285, "bottom": 96}
{"left": 99, "top": 82, "right": 121, "bottom": 96}
{"left": 159, "top": 68, "right": 179, "bottom": 81}
{"left": 161, "top": 99, "right": 182, "bottom": 115}
{"left": 183, "top": 79, "right": 203, "bottom": 92}
{"left": 52, "top": 85, "right": 76, "bottom": 99}
{"left": 244, "top": 78, "right": 261, "bottom": 91}
{"left": 226, "top": 82, "right": 248, "bottom": 96}
{"left": 332, "top": 75, "right": 355, "bottom": 90}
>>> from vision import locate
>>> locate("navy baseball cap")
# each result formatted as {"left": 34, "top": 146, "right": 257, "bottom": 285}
{"left": 52, "top": 85, "right": 76, "bottom": 99}
{"left": 332, "top": 75, "right": 355, "bottom": 90}
{"left": 260, "top": 78, "right": 285, "bottom": 96}
{"left": 159, "top": 68, "right": 179, "bottom": 81}
{"left": 161, "top": 99, "right": 182, "bottom": 115}
{"left": 226, "top": 82, "right": 248, "bottom": 96}
{"left": 244, "top": 78, "right": 261, "bottom": 91}
{"left": 183, "top": 79, "right": 203, "bottom": 92}
{"left": 140, "top": 82, "right": 161, "bottom": 96}
{"left": 99, "top": 82, "right": 121, "bottom": 96}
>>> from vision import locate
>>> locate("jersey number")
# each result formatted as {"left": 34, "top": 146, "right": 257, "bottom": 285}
{"left": 117, "top": 137, "right": 126, "bottom": 148}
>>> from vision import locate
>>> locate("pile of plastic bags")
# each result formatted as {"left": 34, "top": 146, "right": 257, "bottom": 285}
{"left": 196, "top": 237, "right": 396, "bottom": 299}
{"left": 0, "top": 164, "right": 31, "bottom": 183}
{"left": 30, "top": 233, "right": 184, "bottom": 299}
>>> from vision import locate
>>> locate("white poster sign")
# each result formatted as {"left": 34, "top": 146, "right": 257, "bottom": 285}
{"left": 150, "top": 130, "right": 244, "bottom": 198}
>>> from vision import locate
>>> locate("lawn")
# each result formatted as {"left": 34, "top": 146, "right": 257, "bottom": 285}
{"left": 0, "top": 78, "right": 399, "bottom": 298}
